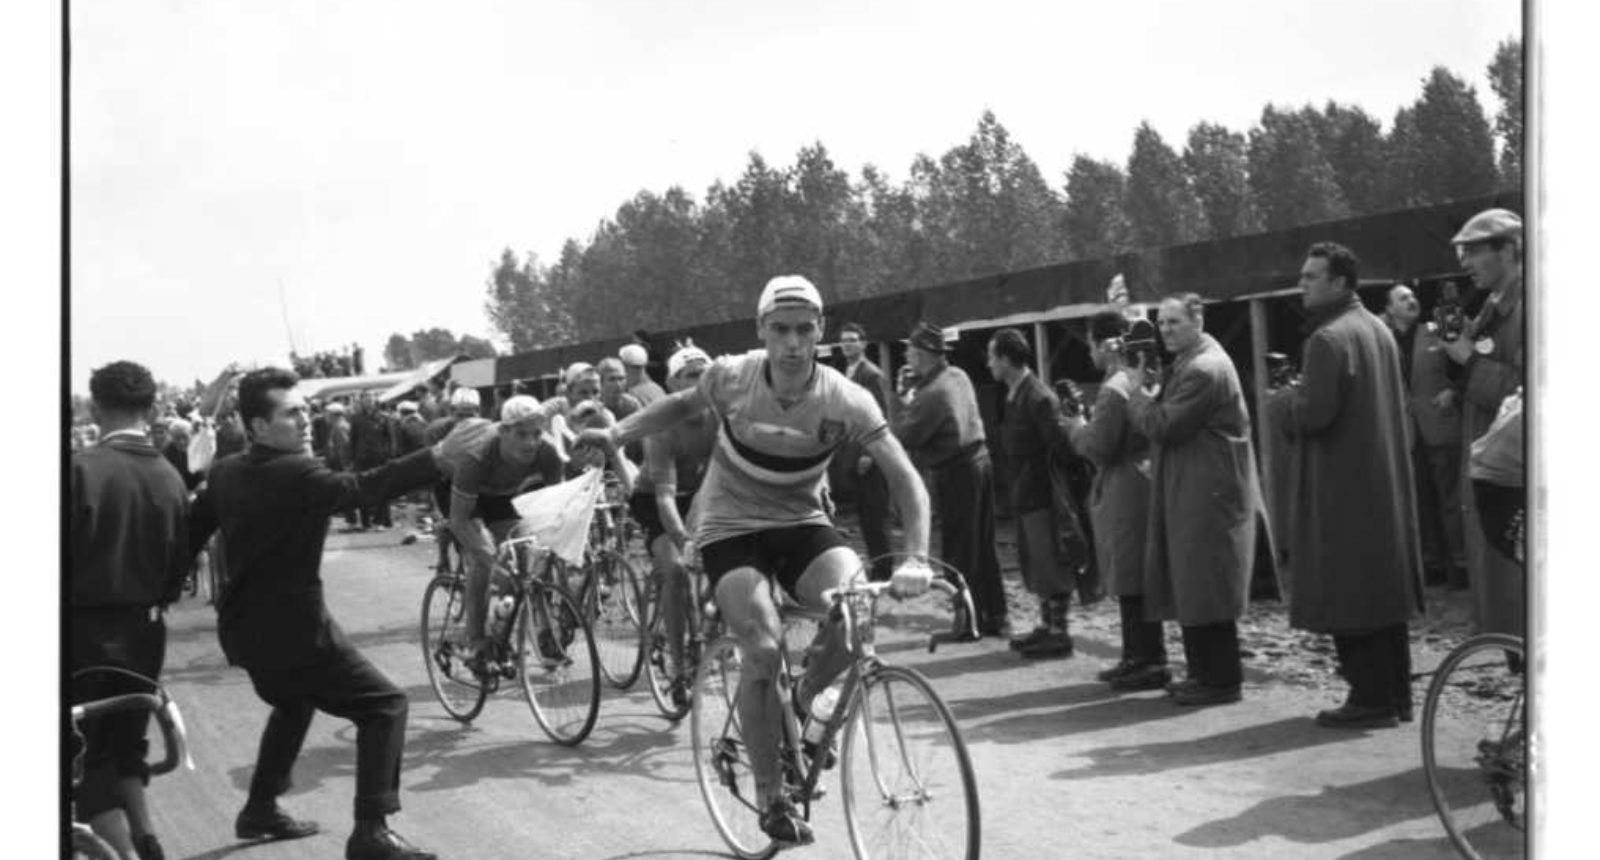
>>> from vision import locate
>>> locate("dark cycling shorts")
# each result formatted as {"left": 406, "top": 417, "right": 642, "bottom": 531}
{"left": 628, "top": 492, "right": 695, "bottom": 548}
{"left": 439, "top": 482, "right": 516, "bottom": 524}
{"left": 700, "top": 525, "right": 849, "bottom": 600}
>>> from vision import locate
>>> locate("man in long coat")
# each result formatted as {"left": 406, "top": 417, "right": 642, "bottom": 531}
{"left": 1066, "top": 310, "right": 1166, "bottom": 690}
{"left": 1129, "top": 294, "right": 1269, "bottom": 707}
{"left": 1437, "top": 208, "right": 1525, "bottom": 639}
{"left": 1270, "top": 243, "right": 1423, "bottom": 729}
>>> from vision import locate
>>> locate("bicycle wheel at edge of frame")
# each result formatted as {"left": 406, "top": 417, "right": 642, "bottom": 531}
{"left": 419, "top": 575, "right": 490, "bottom": 723}
{"left": 585, "top": 548, "right": 648, "bottom": 690}
{"left": 690, "top": 637, "right": 779, "bottom": 860}
{"left": 839, "top": 663, "right": 980, "bottom": 860}
{"left": 517, "top": 579, "right": 602, "bottom": 746}
{"left": 71, "top": 826, "right": 121, "bottom": 860}
{"left": 1421, "top": 632, "right": 1526, "bottom": 860}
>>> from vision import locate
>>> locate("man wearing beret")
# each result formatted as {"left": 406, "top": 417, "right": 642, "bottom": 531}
{"left": 893, "top": 321, "right": 1010, "bottom": 636}
{"left": 1437, "top": 208, "right": 1525, "bottom": 640}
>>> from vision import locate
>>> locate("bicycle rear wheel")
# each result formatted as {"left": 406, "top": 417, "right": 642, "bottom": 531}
{"left": 518, "top": 582, "right": 601, "bottom": 746}
{"left": 841, "top": 664, "right": 980, "bottom": 860}
{"left": 420, "top": 576, "right": 489, "bottom": 723}
{"left": 71, "top": 826, "right": 120, "bottom": 860}
{"left": 1422, "top": 633, "right": 1527, "bottom": 860}
{"left": 584, "top": 549, "right": 647, "bottom": 689}
{"left": 644, "top": 568, "right": 699, "bottom": 721}
{"left": 691, "top": 638, "right": 778, "bottom": 860}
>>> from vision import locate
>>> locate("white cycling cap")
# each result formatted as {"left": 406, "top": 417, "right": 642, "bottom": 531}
{"left": 618, "top": 344, "right": 648, "bottom": 367}
{"left": 757, "top": 275, "right": 823, "bottom": 318}
{"left": 500, "top": 395, "right": 545, "bottom": 426}
{"left": 667, "top": 345, "right": 712, "bottom": 379}
{"left": 449, "top": 388, "right": 480, "bottom": 409}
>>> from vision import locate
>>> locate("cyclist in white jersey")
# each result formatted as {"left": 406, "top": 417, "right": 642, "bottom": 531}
{"left": 579, "top": 275, "right": 933, "bottom": 845}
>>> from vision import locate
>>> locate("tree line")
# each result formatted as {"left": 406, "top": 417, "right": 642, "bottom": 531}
{"left": 485, "top": 40, "right": 1522, "bottom": 353}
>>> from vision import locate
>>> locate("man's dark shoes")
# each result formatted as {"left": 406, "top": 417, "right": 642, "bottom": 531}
{"left": 133, "top": 833, "right": 166, "bottom": 860}
{"left": 1018, "top": 631, "right": 1074, "bottom": 659}
{"left": 1110, "top": 664, "right": 1172, "bottom": 691}
{"left": 1315, "top": 704, "right": 1399, "bottom": 729}
{"left": 1009, "top": 626, "right": 1050, "bottom": 651}
{"left": 235, "top": 805, "right": 319, "bottom": 842}
{"left": 978, "top": 615, "right": 1013, "bottom": 639}
{"left": 1096, "top": 659, "right": 1139, "bottom": 682}
{"left": 346, "top": 823, "right": 438, "bottom": 860}
{"left": 1173, "top": 683, "right": 1242, "bottom": 707}
{"left": 758, "top": 797, "right": 814, "bottom": 846}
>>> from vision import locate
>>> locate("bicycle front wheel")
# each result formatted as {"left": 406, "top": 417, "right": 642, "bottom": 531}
{"left": 420, "top": 576, "right": 489, "bottom": 723}
{"left": 518, "top": 582, "right": 601, "bottom": 746}
{"left": 584, "top": 549, "right": 648, "bottom": 689}
{"left": 841, "top": 664, "right": 980, "bottom": 860}
{"left": 691, "top": 638, "right": 778, "bottom": 860}
{"left": 1422, "top": 633, "right": 1527, "bottom": 860}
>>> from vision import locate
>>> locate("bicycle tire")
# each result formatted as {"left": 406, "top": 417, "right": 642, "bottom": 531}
{"left": 1421, "top": 632, "right": 1527, "bottom": 860}
{"left": 691, "top": 638, "right": 779, "bottom": 860}
{"left": 644, "top": 594, "right": 698, "bottom": 722}
{"left": 518, "top": 581, "right": 602, "bottom": 746}
{"left": 70, "top": 826, "right": 120, "bottom": 860}
{"left": 419, "top": 576, "right": 490, "bottom": 723}
{"left": 583, "top": 549, "right": 648, "bottom": 689}
{"left": 840, "top": 664, "right": 981, "bottom": 860}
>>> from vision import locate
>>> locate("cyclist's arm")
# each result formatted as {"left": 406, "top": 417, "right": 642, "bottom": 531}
{"left": 449, "top": 455, "right": 498, "bottom": 569}
{"left": 646, "top": 435, "right": 689, "bottom": 544}
{"left": 604, "top": 387, "right": 713, "bottom": 450}
{"left": 862, "top": 431, "right": 930, "bottom": 559}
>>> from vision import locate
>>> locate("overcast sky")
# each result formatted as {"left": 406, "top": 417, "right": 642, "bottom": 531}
{"left": 69, "top": 0, "right": 1522, "bottom": 391}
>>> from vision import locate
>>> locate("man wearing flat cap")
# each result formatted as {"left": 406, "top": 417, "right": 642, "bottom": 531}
{"left": 893, "top": 321, "right": 1009, "bottom": 636}
{"left": 1438, "top": 207, "right": 1525, "bottom": 638}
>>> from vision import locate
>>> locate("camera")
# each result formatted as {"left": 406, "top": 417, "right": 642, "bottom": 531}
{"left": 1053, "top": 379, "right": 1086, "bottom": 419}
{"left": 1265, "top": 352, "right": 1298, "bottom": 388}
{"left": 1429, "top": 281, "right": 1466, "bottom": 342}
{"left": 1118, "top": 318, "right": 1162, "bottom": 365}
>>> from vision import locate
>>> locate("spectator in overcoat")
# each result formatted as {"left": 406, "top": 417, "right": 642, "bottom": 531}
{"left": 1269, "top": 243, "right": 1424, "bottom": 728}
{"left": 893, "top": 321, "right": 1009, "bottom": 636}
{"left": 839, "top": 322, "right": 897, "bottom": 581}
{"left": 1437, "top": 208, "right": 1525, "bottom": 637}
{"left": 986, "top": 328, "right": 1076, "bottom": 658}
{"left": 1128, "top": 294, "right": 1268, "bottom": 707}
{"left": 1383, "top": 284, "right": 1467, "bottom": 588}
{"left": 1064, "top": 311, "right": 1167, "bottom": 690}
{"left": 70, "top": 360, "right": 190, "bottom": 860}
{"left": 349, "top": 393, "right": 396, "bottom": 529}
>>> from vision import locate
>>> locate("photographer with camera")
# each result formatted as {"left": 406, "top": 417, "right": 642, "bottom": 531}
{"left": 1383, "top": 283, "right": 1468, "bottom": 590}
{"left": 1061, "top": 311, "right": 1169, "bottom": 690}
{"left": 1127, "top": 294, "right": 1269, "bottom": 707}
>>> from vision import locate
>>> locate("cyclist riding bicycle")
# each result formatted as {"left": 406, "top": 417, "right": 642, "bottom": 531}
{"left": 628, "top": 342, "right": 718, "bottom": 709}
{"left": 438, "top": 395, "right": 594, "bottom": 666}
{"left": 579, "top": 274, "right": 934, "bottom": 845}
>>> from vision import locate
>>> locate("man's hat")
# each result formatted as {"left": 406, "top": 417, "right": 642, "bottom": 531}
{"left": 618, "top": 344, "right": 648, "bottom": 367}
{"left": 449, "top": 388, "right": 480, "bottom": 409}
{"left": 903, "top": 321, "right": 954, "bottom": 354}
{"left": 757, "top": 275, "right": 823, "bottom": 318}
{"left": 1452, "top": 208, "right": 1522, "bottom": 246}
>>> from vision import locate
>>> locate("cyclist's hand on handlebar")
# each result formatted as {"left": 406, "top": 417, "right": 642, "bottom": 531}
{"left": 889, "top": 557, "right": 935, "bottom": 598}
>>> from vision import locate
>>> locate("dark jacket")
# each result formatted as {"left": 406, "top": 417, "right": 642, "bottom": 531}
{"left": 1389, "top": 319, "right": 1463, "bottom": 448}
{"left": 894, "top": 363, "right": 986, "bottom": 469}
{"left": 161, "top": 440, "right": 202, "bottom": 491}
{"left": 396, "top": 415, "right": 429, "bottom": 455}
{"left": 998, "top": 372, "right": 1066, "bottom": 513}
{"left": 348, "top": 409, "right": 394, "bottom": 467}
{"left": 1069, "top": 374, "right": 1152, "bottom": 596}
{"left": 189, "top": 444, "right": 439, "bottom": 669}
{"left": 71, "top": 435, "right": 190, "bottom": 609}
{"left": 1270, "top": 294, "right": 1423, "bottom": 633}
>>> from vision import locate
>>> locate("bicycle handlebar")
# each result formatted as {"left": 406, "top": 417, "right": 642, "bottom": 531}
{"left": 71, "top": 691, "right": 190, "bottom": 777}
{"left": 822, "top": 577, "right": 980, "bottom": 653}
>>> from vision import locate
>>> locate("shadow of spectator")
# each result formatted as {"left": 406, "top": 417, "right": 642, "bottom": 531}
{"left": 958, "top": 690, "right": 1190, "bottom": 745}
{"left": 1051, "top": 715, "right": 1360, "bottom": 781}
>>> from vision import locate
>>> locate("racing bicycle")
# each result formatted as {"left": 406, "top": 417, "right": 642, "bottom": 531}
{"left": 69, "top": 667, "right": 189, "bottom": 860}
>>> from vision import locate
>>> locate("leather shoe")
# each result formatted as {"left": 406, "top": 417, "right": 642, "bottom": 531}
{"left": 1018, "top": 631, "right": 1074, "bottom": 659}
{"left": 1165, "top": 678, "right": 1201, "bottom": 696}
{"left": 1110, "top": 664, "right": 1172, "bottom": 691}
{"left": 235, "top": 805, "right": 320, "bottom": 842}
{"left": 346, "top": 824, "right": 438, "bottom": 860}
{"left": 978, "top": 615, "right": 1013, "bottom": 638}
{"left": 1173, "top": 684, "right": 1242, "bottom": 707}
{"left": 1397, "top": 702, "right": 1414, "bottom": 724}
{"left": 1096, "top": 659, "right": 1139, "bottom": 682}
{"left": 1009, "top": 626, "right": 1050, "bottom": 651}
{"left": 1315, "top": 704, "right": 1399, "bottom": 729}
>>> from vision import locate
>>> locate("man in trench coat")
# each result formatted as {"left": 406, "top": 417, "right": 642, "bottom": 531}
{"left": 1269, "top": 243, "right": 1424, "bottom": 729}
{"left": 1129, "top": 294, "right": 1270, "bottom": 707}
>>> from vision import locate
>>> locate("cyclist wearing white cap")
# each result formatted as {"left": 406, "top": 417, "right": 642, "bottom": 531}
{"left": 578, "top": 275, "right": 934, "bottom": 845}
{"left": 620, "top": 343, "right": 666, "bottom": 407}
{"left": 437, "top": 395, "right": 574, "bottom": 664}
{"left": 627, "top": 342, "right": 717, "bottom": 708}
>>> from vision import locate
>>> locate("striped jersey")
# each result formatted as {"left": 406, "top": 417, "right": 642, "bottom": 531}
{"left": 694, "top": 350, "right": 889, "bottom": 544}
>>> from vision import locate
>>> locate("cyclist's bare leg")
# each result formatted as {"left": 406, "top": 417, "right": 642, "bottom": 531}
{"left": 792, "top": 546, "right": 861, "bottom": 711}
{"left": 714, "top": 566, "right": 787, "bottom": 807}
{"left": 114, "top": 776, "right": 155, "bottom": 842}
{"left": 650, "top": 532, "right": 688, "bottom": 668}
{"left": 85, "top": 807, "right": 135, "bottom": 859}
{"left": 462, "top": 519, "right": 520, "bottom": 647}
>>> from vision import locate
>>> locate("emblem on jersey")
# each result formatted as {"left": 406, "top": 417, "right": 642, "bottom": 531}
{"left": 817, "top": 419, "right": 846, "bottom": 446}
{"left": 1474, "top": 337, "right": 1495, "bottom": 356}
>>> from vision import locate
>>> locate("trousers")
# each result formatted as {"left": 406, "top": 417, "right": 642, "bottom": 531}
{"left": 1180, "top": 620, "right": 1241, "bottom": 688}
{"left": 243, "top": 642, "right": 409, "bottom": 820}
{"left": 1331, "top": 624, "right": 1412, "bottom": 712}
{"left": 933, "top": 447, "right": 1006, "bottom": 624}
{"left": 1118, "top": 595, "right": 1167, "bottom": 665}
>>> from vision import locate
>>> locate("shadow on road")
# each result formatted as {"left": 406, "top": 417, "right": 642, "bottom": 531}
{"left": 1051, "top": 715, "right": 1360, "bottom": 780}
{"left": 958, "top": 688, "right": 1189, "bottom": 744}
{"left": 177, "top": 842, "right": 283, "bottom": 860}
{"left": 1176, "top": 766, "right": 1438, "bottom": 848}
